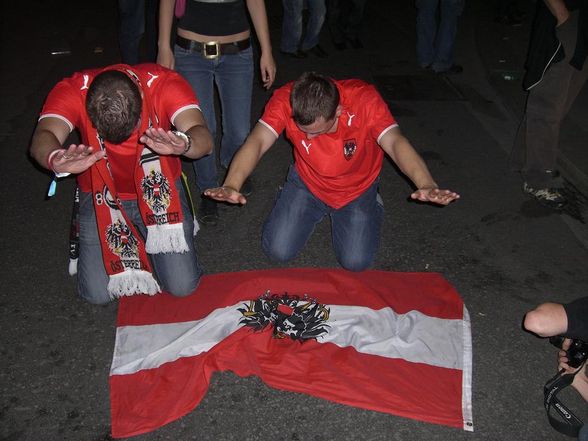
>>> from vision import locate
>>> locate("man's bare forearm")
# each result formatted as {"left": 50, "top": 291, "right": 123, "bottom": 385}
{"left": 30, "top": 118, "right": 71, "bottom": 169}
{"left": 223, "top": 123, "right": 274, "bottom": 191}
{"left": 184, "top": 124, "right": 214, "bottom": 159}
{"left": 223, "top": 141, "right": 263, "bottom": 191}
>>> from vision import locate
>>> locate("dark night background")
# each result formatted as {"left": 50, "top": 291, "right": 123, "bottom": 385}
{"left": 1, "top": 1, "right": 587, "bottom": 440}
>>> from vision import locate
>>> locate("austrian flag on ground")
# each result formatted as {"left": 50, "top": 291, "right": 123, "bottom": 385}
{"left": 110, "top": 268, "right": 473, "bottom": 438}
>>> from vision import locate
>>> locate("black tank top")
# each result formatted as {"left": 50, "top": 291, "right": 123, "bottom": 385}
{"left": 178, "top": 0, "right": 250, "bottom": 36}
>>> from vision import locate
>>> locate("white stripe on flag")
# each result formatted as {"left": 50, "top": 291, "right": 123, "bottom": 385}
{"left": 111, "top": 302, "right": 467, "bottom": 375}
{"left": 320, "top": 305, "right": 465, "bottom": 369}
{"left": 111, "top": 304, "right": 243, "bottom": 375}
{"left": 461, "top": 307, "right": 474, "bottom": 431}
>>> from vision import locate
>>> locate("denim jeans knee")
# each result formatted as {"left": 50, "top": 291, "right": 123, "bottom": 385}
{"left": 77, "top": 180, "right": 202, "bottom": 303}
{"left": 331, "top": 180, "right": 383, "bottom": 271}
{"left": 262, "top": 166, "right": 326, "bottom": 262}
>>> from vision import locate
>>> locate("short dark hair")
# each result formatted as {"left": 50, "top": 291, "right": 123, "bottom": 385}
{"left": 290, "top": 72, "right": 340, "bottom": 126}
{"left": 85, "top": 70, "right": 142, "bottom": 144}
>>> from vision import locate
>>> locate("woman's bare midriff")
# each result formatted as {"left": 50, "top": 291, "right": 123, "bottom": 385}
{"left": 177, "top": 28, "right": 251, "bottom": 44}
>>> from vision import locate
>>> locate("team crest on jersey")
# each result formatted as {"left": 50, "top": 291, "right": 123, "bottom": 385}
{"left": 141, "top": 170, "right": 171, "bottom": 214}
{"left": 238, "top": 291, "right": 330, "bottom": 341}
{"left": 106, "top": 219, "right": 139, "bottom": 259}
{"left": 343, "top": 138, "right": 357, "bottom": 160}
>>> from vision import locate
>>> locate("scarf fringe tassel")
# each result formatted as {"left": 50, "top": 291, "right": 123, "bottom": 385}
{"left": 145, "top": 224, "right": 189, "bottom": 254}
{"left": 69, "top": 258, "right": 78, "bottom": 276}
{"left": 108, "top": 270, "right": 161, "bottom": 298}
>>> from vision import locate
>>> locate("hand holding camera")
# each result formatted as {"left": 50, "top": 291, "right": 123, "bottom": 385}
{"left": 550, "top": 335, "right": 588, "bottom": 369}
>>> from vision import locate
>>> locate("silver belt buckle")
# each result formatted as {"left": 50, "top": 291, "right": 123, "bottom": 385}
{"left": 203, "top": 41, "right": 220, "bottom": 59}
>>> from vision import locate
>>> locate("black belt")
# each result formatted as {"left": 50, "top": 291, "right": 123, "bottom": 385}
{"left": 176, "top": 36, "right": 250, "bottom": 59}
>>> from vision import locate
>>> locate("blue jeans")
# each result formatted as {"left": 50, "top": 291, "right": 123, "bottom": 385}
{"left": 416, "top": 0, "right": 464, "bottom": 72}
{"left": 579, "top": 423, "right": 588, "bottom": 441}
{"left": 78, "top": 181, "right": 203, "bottom": 304}
{"left": 281, "top": 0, "right": 327, "bottom": 52}
{"left": 262, "top": 166, "right": 384, "bottom": 271}
{"left": 175, "top": 45, "right": 254, "bottom": 192}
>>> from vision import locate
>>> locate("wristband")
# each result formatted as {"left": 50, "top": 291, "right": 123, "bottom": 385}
{"left": 172, "top": 130, "right": 191, "bottom": 154}
{"left": 46, "top": 149, "right": 62, "bottom": 170}
{"left": 47, "top": 149, "right": 71, "bottom": 178}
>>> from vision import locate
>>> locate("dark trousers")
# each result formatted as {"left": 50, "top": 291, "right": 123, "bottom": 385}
{"left": 512, "top": 11, "right": 588, "bottom": 187}
{"left": 327, "top": 0, "right": 366, "bottom": 43}
{"left": 118, "top": 0, "right": 159, "bottom": 64}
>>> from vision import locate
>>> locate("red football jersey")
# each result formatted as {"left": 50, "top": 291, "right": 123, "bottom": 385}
{"left": 40, "top": 63, "right": 200, "bottom": 199}
{"left": 259, "top": 79, "right": 397, "bottom": 208}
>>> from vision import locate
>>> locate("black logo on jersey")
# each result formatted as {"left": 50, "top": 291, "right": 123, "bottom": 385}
{"left": 343, "top": 139, "right": 357, "bottom": 160}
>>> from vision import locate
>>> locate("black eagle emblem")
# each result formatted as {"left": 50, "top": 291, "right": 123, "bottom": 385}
{"left": 238, "top": 292, "right": 330, "bottom": 341}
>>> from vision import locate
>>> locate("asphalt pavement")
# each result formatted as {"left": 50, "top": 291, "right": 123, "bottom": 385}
{"left": 1, "top": 1, "right": 587, "bottom": 441}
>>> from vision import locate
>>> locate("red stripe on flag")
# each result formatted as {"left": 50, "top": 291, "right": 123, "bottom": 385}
{"left": 116, "top": 269, "right": 463, "bottom": 326}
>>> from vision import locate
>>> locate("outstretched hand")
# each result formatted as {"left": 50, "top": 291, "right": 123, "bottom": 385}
{"left": 204, "top": 186, "right": 247, "bottom": 205}
{"left": 140, "top": 128, "right": 187, "bottom": 156}
{"left": 410, "top": 187, "right": 460, "bottom": 205}
{"left": 51, "top": 144, "right": 105, "bottom": 174}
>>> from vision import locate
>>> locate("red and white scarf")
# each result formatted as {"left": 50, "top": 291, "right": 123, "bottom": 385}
{"left": 88, "top": 68, "right": 189, "bottom": 299}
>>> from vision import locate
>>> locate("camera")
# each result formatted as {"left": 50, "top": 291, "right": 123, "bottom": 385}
{"left": 549, "top": 336, "right": 588, "bottom": 368}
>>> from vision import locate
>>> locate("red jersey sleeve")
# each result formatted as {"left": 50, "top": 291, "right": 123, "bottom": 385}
{"left": 259, "top": 85, "right": 292, "bottom": 137}
{"left": 40, "top": 75, "right": 85, "bottom": 131}
{"left": 363, "top": 85, "right": 398, "bottom": 143}
{"left": 155, "top": 70, "right": 200, "bottom": 126}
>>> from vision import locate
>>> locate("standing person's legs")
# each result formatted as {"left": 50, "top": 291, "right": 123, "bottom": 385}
{"left": 517, "top": 12, "right": 587, "bottom": 190}
{"left": 215, "top": 48, "right": 254, "bottom": 170}
{"left": 331, "top": 179, "right": 383, "bottom": 271}
{"left": 262, "top": 166, "right": 328, "bottom": 262}
{"left": 521, "top": 63, "right": 575, "bottom": 188}
{"left": 432, "top": 0, "right": 464, "bottom": 72}
{"left": 174, "top": 46, "right": 219, "bottom": 193}
{"left": 281, "top": 0, "right": 304, "bottom": 53}
{"left": 144, "top": 0, "right": 160, "bottom": 62}
{"left": 118, "top": 0, "right": 145, "bottom": 65}
{"left": 301, "top": 0, "right": 327, "bottom": 51}
{"left": 327, "top": 0, "right": 345, "bottom": 47}
{"left": 345, "top": 0, "right": 366, "bottom": 42}
{"left": 416, "top": 0, "right": 438, "bottom": 68}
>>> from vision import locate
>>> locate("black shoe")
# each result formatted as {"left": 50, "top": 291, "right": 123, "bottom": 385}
{"left": 280, "top": 49, "right": 307, "bottom": 59}
{"left": 347, "top": 38, "right": 363, "bottom": 49}
{"left": 240, "top": 178, "right": 253, "bottom": 197}
{"left": 198, "top": 197, "right": 219, "bottom": 226}
{"left": 305, "top": 45, "right": 328, "bottom": 58}
{"left": 523, "top": 182, "right": 567, "bottom": 210}
{"left": 435, "top": 64, "right": 463, "bottom": 74}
